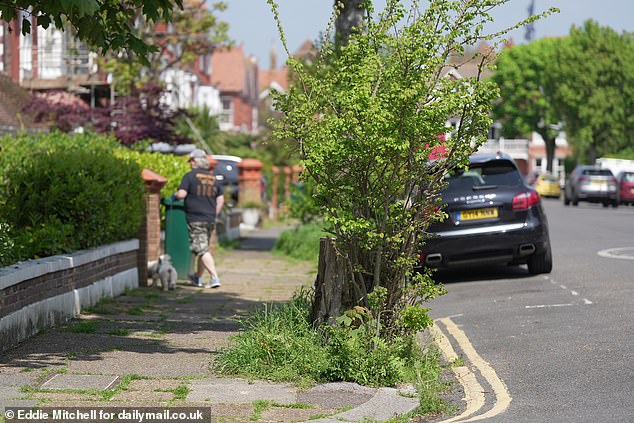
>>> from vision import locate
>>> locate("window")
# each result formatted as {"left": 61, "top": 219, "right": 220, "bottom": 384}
{"left": 220, "top": 97, "right": 234, "bottom": 125}
{"left": 535, "top": 158, "right": 542, "bottom": 169}
{"left": 444, "top": 160, "right": 523, "bottom": 192}
{"left": 199, "top": 54, "right": 210, "bottom": 75}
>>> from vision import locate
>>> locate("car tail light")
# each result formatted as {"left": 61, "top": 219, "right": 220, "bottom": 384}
{"left": 579, "top": 176, "right": 589, "bottom": 183}
{"left": 512, "top": 190, "right": 540, "bottom": 210}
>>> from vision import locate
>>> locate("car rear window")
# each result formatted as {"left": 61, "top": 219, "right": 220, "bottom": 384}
{"left": 623, "top": 173, "right": 634, "bottom": 182}
{"left": 214, "top": 160, "right": 240, "bottom": 183}
{"left": 583, "top": 169, "right": 613, "bottom": 176}
{"left": 444, "top": 160, "right": 522, "bottom": 192}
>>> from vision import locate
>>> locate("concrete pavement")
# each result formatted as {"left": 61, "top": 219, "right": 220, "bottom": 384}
{"left": 0, "top": 227, "right": 423, "bottom": 422}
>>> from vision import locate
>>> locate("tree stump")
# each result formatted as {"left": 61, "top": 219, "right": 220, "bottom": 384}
{"left": 311, "top": 237, "right": 355, "bottom": 327}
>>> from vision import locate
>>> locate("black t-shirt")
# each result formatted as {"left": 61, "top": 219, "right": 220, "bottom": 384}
{"left": 178, "top": 169, "right": 224, "bottom": 224}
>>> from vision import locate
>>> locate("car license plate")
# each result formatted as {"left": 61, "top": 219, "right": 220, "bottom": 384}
{"left": 630, "top": 188, "right": 634, "bottom": 194}
{"left": 457, "top": 208, "right": 498, "bottom": 221}
{"left": 591, "top": 180, "right": 606, "bottom": 185}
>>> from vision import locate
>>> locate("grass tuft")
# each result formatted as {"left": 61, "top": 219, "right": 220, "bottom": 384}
{"left": 64, "top": 320, "right": 99, "bottom": 334}
{"left": 216, "top": 289, "right": 452, "bottom": 418}
{"left": 272, "top": 223, "right": 326, "bottom": 262}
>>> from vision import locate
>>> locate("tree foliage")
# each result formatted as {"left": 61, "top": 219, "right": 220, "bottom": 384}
{"left": 0, "top": 0, "right": 184, "bottom": 58}
{"left": 267, "top": 0, "right": 554, "bottom": 336}
{"left": 551, "top": 20, "right": 634, "bottom": 163}
{"left": 492, "top": 38, "right": 562, "bottom": 172}
{"left": 104, "top": 0, "right": 230, "bottom": 94}
{"left": 23, "top": 83, "right": 186, "bottom": 145}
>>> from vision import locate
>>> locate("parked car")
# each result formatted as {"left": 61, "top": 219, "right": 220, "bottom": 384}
{"left": 563, "top": 166, "right": 618, "bottom": 207}
{"left": 616, "top": 171, "right": 634, "bottom": 205}
{"left": 212, "top": 155, "right": 241, "bottom": 206}
{"left": 420, "top": 153, "right": 552, "bottom": 275}
{"left": 533, "top": 173, "right": 561, "bottom": 198}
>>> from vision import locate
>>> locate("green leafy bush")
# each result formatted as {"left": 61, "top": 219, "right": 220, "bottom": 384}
{"left": 217, "top": 289, "right": 441, "bottom": 389}
{"left": 113, "top": 149, "right": 189, "bottom": 197}
{"left": 215, "top": 290, "right": 329, "bottom": 385}
{"left": 0, "top": 222, "right": 15, "bottom": 267}
{"left": 0, "top": 132, "right": 145, "bottom": 263}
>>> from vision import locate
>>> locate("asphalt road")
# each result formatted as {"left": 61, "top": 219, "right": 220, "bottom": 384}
{"left": 428, "top": 199, "right": 634, "bottom": 423}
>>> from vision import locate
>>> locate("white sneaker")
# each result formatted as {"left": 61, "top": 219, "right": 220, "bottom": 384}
{"left": 205, "top": 278, "right": 221, "bottom": 289}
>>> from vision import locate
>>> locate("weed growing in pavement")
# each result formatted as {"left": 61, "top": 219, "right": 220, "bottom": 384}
{"left": 107, "top": 328, "right": 130, "bottom": 336}
{"left": 216, "top": 289, "right": 451, "bottom": 416}
{"left": 216, "top": 290, "right": 326, "bottom": 388}
{"left": 450, "top": 357, "right": 465, "bottom": 368}
{"left": 126, "top": 307, "right": 145, "bottom": 316}
{"left": 82, "top": 297, "right": 116, "bottom": 315}
{"left": 249, "top": 400, "right": 312, "bottom": 421}
{"left": 250, "top": 400, "right": 272, "bottom": 421}
{"left": 64, "top": 320, "right": 99, "bottom": 334}
{"left": 171, "top": 384, "right": 190, "bottom": 401}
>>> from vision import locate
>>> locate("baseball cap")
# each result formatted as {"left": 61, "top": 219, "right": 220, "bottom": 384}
{"left": 189, "top": 149, "right": 207, "bottom": 159}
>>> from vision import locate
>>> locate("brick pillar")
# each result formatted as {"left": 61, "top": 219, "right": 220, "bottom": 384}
{"left": 138, "top": 169, "right": 168, "bottom": 287}
{"left": 283, "top": 166, "right": 292, "bottom": 204}
{"left": 238, "top": 159, "right": 263, "bottom": 206}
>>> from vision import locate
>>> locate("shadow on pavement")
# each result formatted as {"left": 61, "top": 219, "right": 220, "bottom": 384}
{"left": 0, "top": 286, "right": 291, "bottom": 372}
{"left": 433, "top": 263, "right": 532, "bottom": 284}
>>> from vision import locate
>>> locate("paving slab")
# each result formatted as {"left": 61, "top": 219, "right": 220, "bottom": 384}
{"left": 297, "top": 382, "right": 377, "bottom": 410}
{"left": 0, "top": 386, "right": 38, "bottom": 411}
{"left": 324, "top": 387, "right": 419, "bottom": 422}
{"left": 187, "top": 378, "right": 297, "bottom": 404}
{"left": 40, "top": 374, "right": 119, "bottom": 391}
{"left": 0, "top": 372, "right": 37, "bottom": 387}
{"left": 68, "top": 349, "right": 210, "bottom": 377}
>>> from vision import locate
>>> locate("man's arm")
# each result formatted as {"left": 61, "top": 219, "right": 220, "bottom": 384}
{"left": 216, "top": 194, "right": 224, "bottom": 217}
{"left": 175, "top": 189, "right": 187, "bottom": 200}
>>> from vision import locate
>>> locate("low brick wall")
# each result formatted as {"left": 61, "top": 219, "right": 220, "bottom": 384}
{"left": 0, "top": 240, "right": 139, "bottom": 352}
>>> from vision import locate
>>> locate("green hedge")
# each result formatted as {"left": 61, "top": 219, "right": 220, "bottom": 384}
{"left": 0, "top": 132, "right": 146, "bottom": 266}
{"left": 114, "top": 148, "right": 189, "bottom": 197}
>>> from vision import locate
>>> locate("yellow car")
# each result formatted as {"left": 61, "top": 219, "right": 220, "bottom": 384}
{"left": 534, "top": 173, "right": 561, "bottom": 198}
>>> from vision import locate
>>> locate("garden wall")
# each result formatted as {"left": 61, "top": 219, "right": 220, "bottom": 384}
{"left": 0, "top": 240, "right": 139, "bottom": 352}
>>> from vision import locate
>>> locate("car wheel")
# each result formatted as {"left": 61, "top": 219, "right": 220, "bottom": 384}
{"left": 572, "top": 193, "right": 579, "bottom": 206}
{"left": 527, "top": 243, "right": 553, "bottom": 275}
{"left": 603, "top": 201, "right": 609, "bottom": 207}
{"left": 563, "top": 193, "right": 570, "bottom": 206}
{"left": 612, "top": 200, "right": 619, "bottom": 208}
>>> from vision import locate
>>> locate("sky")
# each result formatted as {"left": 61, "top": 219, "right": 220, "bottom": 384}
{"left": 218, "top": 0, "right": 634, "bottom": 69}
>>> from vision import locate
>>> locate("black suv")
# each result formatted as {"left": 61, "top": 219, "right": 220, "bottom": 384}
{"left": 420, "top": 153, "right": 552, "bottom": 275}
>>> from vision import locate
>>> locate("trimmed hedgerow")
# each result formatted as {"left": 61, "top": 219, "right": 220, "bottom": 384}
{"left": 0, "top": 132, "right": 145, "bottom": 264}
{"left": 113, "top": 148, "right": 190, "bottom": 199}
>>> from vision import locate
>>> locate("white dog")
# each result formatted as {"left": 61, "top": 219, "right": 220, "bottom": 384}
{"left": 148, "top": 254, "right": 177, "bottom": 291}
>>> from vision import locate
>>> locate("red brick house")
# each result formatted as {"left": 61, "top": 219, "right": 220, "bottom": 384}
{"left": 210, "top": 45, "right": 259, "bottom": 133}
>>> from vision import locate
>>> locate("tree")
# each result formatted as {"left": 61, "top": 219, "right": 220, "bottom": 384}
{"left": 551, "top": 20, "right": 634, "bottom": 163}
{"left": 267, "top": 0, "right": 555, "bottom": 337}
{"left": 23, "top": 83, "right": 186, "bottom": 145}
{"left": 492, "top": 38, "right": 563, "bottom": 173}
{"left": 104, "top": 0, "right": 230, "bottom": 94}
{"left": 0, "top": 0, "right": 184, "bottom": 58}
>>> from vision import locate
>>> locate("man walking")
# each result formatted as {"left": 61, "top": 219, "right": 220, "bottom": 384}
{"left": 176, "top": 149, "right": 224, "bottom": 288}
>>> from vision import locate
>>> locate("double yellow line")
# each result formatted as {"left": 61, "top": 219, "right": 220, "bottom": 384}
{"left": 431, "top": 317, "right": 512, "bottom": 422}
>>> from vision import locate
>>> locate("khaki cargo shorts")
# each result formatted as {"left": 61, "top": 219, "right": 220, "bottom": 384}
{"left": 187, "top": 222, "right": 215, "bottom": 256}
